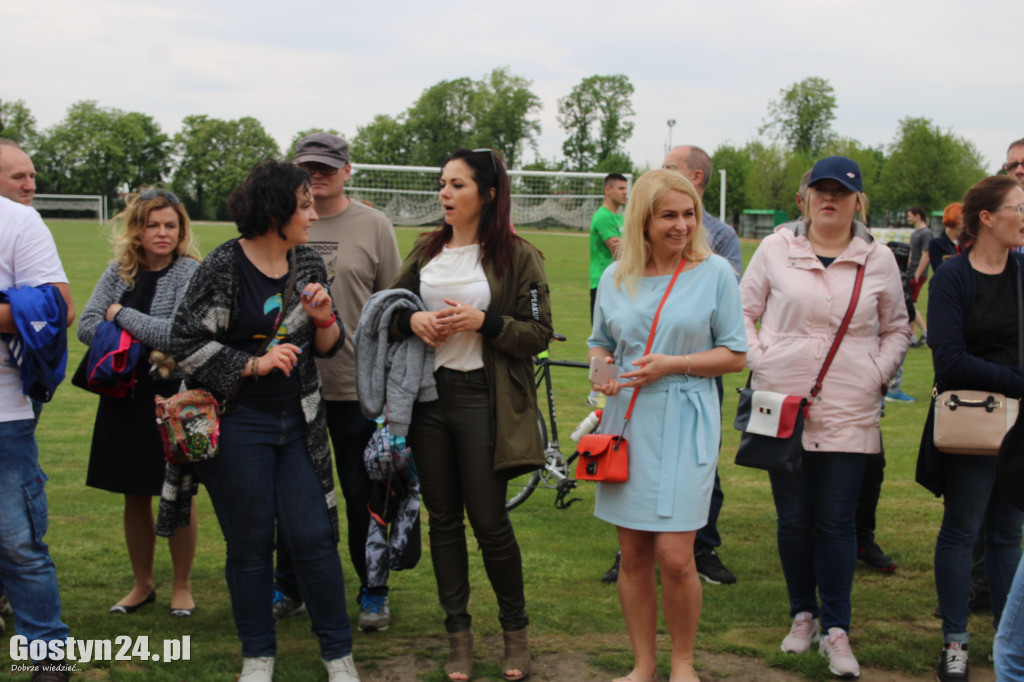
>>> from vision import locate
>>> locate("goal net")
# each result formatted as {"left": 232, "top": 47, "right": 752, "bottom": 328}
{"left": 33, "top": 194, "right": 107, "bottom": 223}
{"left": 349, "top": 164, "right": 632, "bottom": 231}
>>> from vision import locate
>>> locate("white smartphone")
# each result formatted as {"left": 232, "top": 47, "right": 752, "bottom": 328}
{"left": 589, "top": 357, "right": 619, "bottom": 385}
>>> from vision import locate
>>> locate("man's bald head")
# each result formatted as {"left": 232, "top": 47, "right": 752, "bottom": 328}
{"left": 0, "top": 140, "right": 36, "bottom": 206}
{"left": 663, "top": 145, "right": 712, "bottom": 197}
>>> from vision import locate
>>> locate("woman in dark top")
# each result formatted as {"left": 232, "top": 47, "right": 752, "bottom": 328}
{"left": 78, "top": 189, "right": 200, "bottom": 616}
{"left": 171, "top": 161, "right": 358, "bottom": 682}
{"left": 917, "top": 175, "right": 1024, "bottom": 681}
{"left": 929, "top": 202, "right": 962, "bottom": 273}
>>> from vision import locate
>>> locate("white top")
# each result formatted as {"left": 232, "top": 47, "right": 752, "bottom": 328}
{"left": 0, "top": 197, "right": 68, "bottom": 421}
{"left": 420, "top": 244, "right": 491, "bottom": 371}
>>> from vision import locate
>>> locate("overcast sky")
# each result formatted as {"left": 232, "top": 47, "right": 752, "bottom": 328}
{"left": 5, "top": 1, "right": 1020, "bottom": 174}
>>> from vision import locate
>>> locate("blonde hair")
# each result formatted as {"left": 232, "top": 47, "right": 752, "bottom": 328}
{"left": 614, "top": 169, "right": 712, "bottom": 296}
{"left": 111, "top": 189, "right": 199, "bottom": 286}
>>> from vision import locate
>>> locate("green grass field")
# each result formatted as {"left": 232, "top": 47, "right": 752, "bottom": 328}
{"left": 12, "top": 220, "right": 975, "bottom": 680}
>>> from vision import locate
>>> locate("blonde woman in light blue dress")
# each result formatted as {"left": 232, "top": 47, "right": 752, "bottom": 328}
{"left": 588, "top": 169, "right": 747, "bottom": 682}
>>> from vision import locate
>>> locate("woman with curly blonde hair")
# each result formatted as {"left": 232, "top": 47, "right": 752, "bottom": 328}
{"left": 78, "top": 188, "right": 201, "bottom": 617}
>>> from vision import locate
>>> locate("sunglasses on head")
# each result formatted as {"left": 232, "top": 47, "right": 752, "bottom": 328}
{"left": 139, "top": 189, "right": 180, "bottom": 205}
{"left": 472, "top": 148, "right": 498, "bottom": 175}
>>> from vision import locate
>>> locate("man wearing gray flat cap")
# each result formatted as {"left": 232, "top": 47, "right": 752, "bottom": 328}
{"left": 272, "top": 132, "right": 402, "bottom": 633}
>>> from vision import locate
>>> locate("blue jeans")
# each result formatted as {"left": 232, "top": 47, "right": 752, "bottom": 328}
{"left": 935, "top": 453, "right": 1024, "bottom": 641}
{"left": 195, "top": 406, "right": 352, "bottom": 659}
{"left": 769, "top": 451, "right": 868, "bottom": 633}
{"left": 996, "top": 555, "right": 1024, "bottom": 680}
{"left": 0, "top": 418, "right": 68, "bottom": 653}
{"left": 276, "top": 400, "right": 380, "bottom": 600}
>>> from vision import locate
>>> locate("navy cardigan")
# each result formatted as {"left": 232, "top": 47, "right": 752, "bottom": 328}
{"left": 915, "top": 250, "right": 1024, "bottom": 496}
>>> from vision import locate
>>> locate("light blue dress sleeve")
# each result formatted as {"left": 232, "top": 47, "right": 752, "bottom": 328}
{"left": 709, "top": 256, "right": 748, "bottom": 352}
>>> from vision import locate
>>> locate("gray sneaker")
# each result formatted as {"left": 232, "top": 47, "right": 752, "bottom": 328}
{"left": 272, "top": 590, "right": 305, "bottom": 621}
{"left": 357, "top": 591, "right": 390, "bottom": 632}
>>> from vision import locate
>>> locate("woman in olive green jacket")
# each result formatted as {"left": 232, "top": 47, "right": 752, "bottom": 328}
{"left": 389, "top": 148, "right": 551, "bottom": 682}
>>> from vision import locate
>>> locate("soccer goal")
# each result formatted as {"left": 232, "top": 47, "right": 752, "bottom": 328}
{"left": 33, "top": 194, "right": 107, "bottom": 224}
{"left": 349, "top": 164, "right": 632, "bottom": 231}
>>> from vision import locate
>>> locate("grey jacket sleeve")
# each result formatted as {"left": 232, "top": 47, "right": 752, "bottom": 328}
{"left": 77, "top": 263, "right": 125, "bottom": 345}
{"left": 115, "top": 258, "right": 200, "bottom": 351}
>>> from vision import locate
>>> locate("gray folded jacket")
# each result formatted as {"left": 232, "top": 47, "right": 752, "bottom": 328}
{"left": 354, "top": 288, "right": 438, "bottom": 436}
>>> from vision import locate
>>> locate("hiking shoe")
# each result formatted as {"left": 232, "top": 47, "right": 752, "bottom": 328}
{"left": 0, "top": 593, "right": 12, "bottom": 617}
{"left": 695, "top": 549, "right": 737, "bottom": 585}
{"left": 857, "top": 542, "right": 897, "bottom": 573}
{"left": 357, "top": 590, "right": 390, "bottom": 632}
{"left": 323, "top": 654, "right": 361, "bottom": 681}
{"left": 781, "top": 611, "right": 820, "bottom": 654}
{"left": 601, "top": 549, "right": 621, "bottom": 584}
{"left": 884, "top": 389, "right": 915, "bottom": 403}
{"left": 937, "top": 642, "right": 968, "bottom": 681}
{"left": 272, "top": 590, "right": 305, "bottom": 621}
{"left": 820, "top": 628, "right": 860, "bottom": 678}
{"left": 585, "top": 392, "right": 606, "bottom": 408}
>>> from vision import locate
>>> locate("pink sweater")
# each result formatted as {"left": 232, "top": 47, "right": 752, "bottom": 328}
{"left": 740, "top": 224, "right": 912, "bottom": 454}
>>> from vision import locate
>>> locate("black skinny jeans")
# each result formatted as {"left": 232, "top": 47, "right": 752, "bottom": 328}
{"left": 408, "top": 367, "right": 528, "bottom": 634}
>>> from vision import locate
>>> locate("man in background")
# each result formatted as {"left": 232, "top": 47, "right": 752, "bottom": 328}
{"left": 273, "top": 132, "right": 402, "bottom": 632}
{"left": 907, "top": 206, "right": 931, "bottom": 347}
{"left": 0, "top": 195, "right": 73, "bottom": 681}
{"left": 587, "top": 173, "right": 628, "bottom": 408}
{"left": 0, "top": 139, "right": 37, "bottom": 207}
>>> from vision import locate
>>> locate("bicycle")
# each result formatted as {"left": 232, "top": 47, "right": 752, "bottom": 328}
{"left": 505, "top": 333, "right": 592, "bottom": 511}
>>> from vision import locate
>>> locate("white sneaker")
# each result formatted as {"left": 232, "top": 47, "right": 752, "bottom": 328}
{"left": 239, "top": 656, "right": 275, "bottom": 682}
{"left": 323, "top": 654, "right": 360, "bottom": 682}
{"left": 820, "top": 628, "right": 860, "bottom": 678}
{"left": 781, "top": 611, "right": 820, "bottom": 654}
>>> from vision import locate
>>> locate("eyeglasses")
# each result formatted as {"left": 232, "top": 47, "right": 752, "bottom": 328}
{"left": 298, "top": 162, "right": 340, "bottom": 177}
{"left": 139, "top": 189, "right": 180, "bottom": 205}
{"left": 472, "top": 148, "right": 498, "bottom": 175}
{"left": 997, "top": 203, "right": 1024, "bottom": 217}
{"left": 1004, "top": 161, "right": 1024, "bottom": 173}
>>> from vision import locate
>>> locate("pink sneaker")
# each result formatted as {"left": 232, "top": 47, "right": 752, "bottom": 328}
{"left": 781, "top": 611, "right": 820, "bottom": 654}
{"left": 820, "top": 627, "right": 860, "bottom": 678}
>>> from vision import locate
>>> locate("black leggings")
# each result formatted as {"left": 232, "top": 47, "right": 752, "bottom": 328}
{"left": 409, "top": 367, "right": 528, "bottom": 633}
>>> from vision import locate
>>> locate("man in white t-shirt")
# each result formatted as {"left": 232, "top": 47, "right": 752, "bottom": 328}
{"left": 0, "top": 139, "right": 37, "bottom": 207}
{"left": 0, "top": 196, "right": 72, "bottom": 679}
{"left": 272, "top": 133, "right": 402, "bottom": 632}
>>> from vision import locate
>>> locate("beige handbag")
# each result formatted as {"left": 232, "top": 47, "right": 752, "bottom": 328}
{"left": 933, "top": 389, "right": 1020, "bottom": 455}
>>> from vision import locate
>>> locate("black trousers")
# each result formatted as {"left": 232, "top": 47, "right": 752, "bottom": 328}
{"left": 409, "top": 367, "right": 528, "bottom": 633}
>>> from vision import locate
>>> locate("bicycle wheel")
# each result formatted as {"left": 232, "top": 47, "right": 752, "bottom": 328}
{"left": 506, "top": 410, "right": 546, "bottom": 511}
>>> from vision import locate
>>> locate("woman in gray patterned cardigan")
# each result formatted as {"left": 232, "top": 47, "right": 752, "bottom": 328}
{"left": 77, "top": 189, "right": 200, "bottom": 618}
{"left": 170, "top": 161, "right": 358, "bottom": 682}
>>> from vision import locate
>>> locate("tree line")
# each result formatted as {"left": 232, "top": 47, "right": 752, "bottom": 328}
{"left": 0, "top": 74, "right": 994, "bottom": 223}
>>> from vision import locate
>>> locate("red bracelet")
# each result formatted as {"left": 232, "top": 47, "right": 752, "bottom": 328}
{"left": 314, "top": 313, "right": 336, "bottom": 329}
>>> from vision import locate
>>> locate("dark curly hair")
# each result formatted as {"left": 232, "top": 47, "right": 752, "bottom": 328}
{"left": 228, "top": 160, "right": 311, "bottom": 240}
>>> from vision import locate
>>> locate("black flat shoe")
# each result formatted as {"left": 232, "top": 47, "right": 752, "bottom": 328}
{"left": 108, "top": 590, "right": 156, "bottom": 614}
{"left": 169, "top": 606, "right": 195, "bottom": 618}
